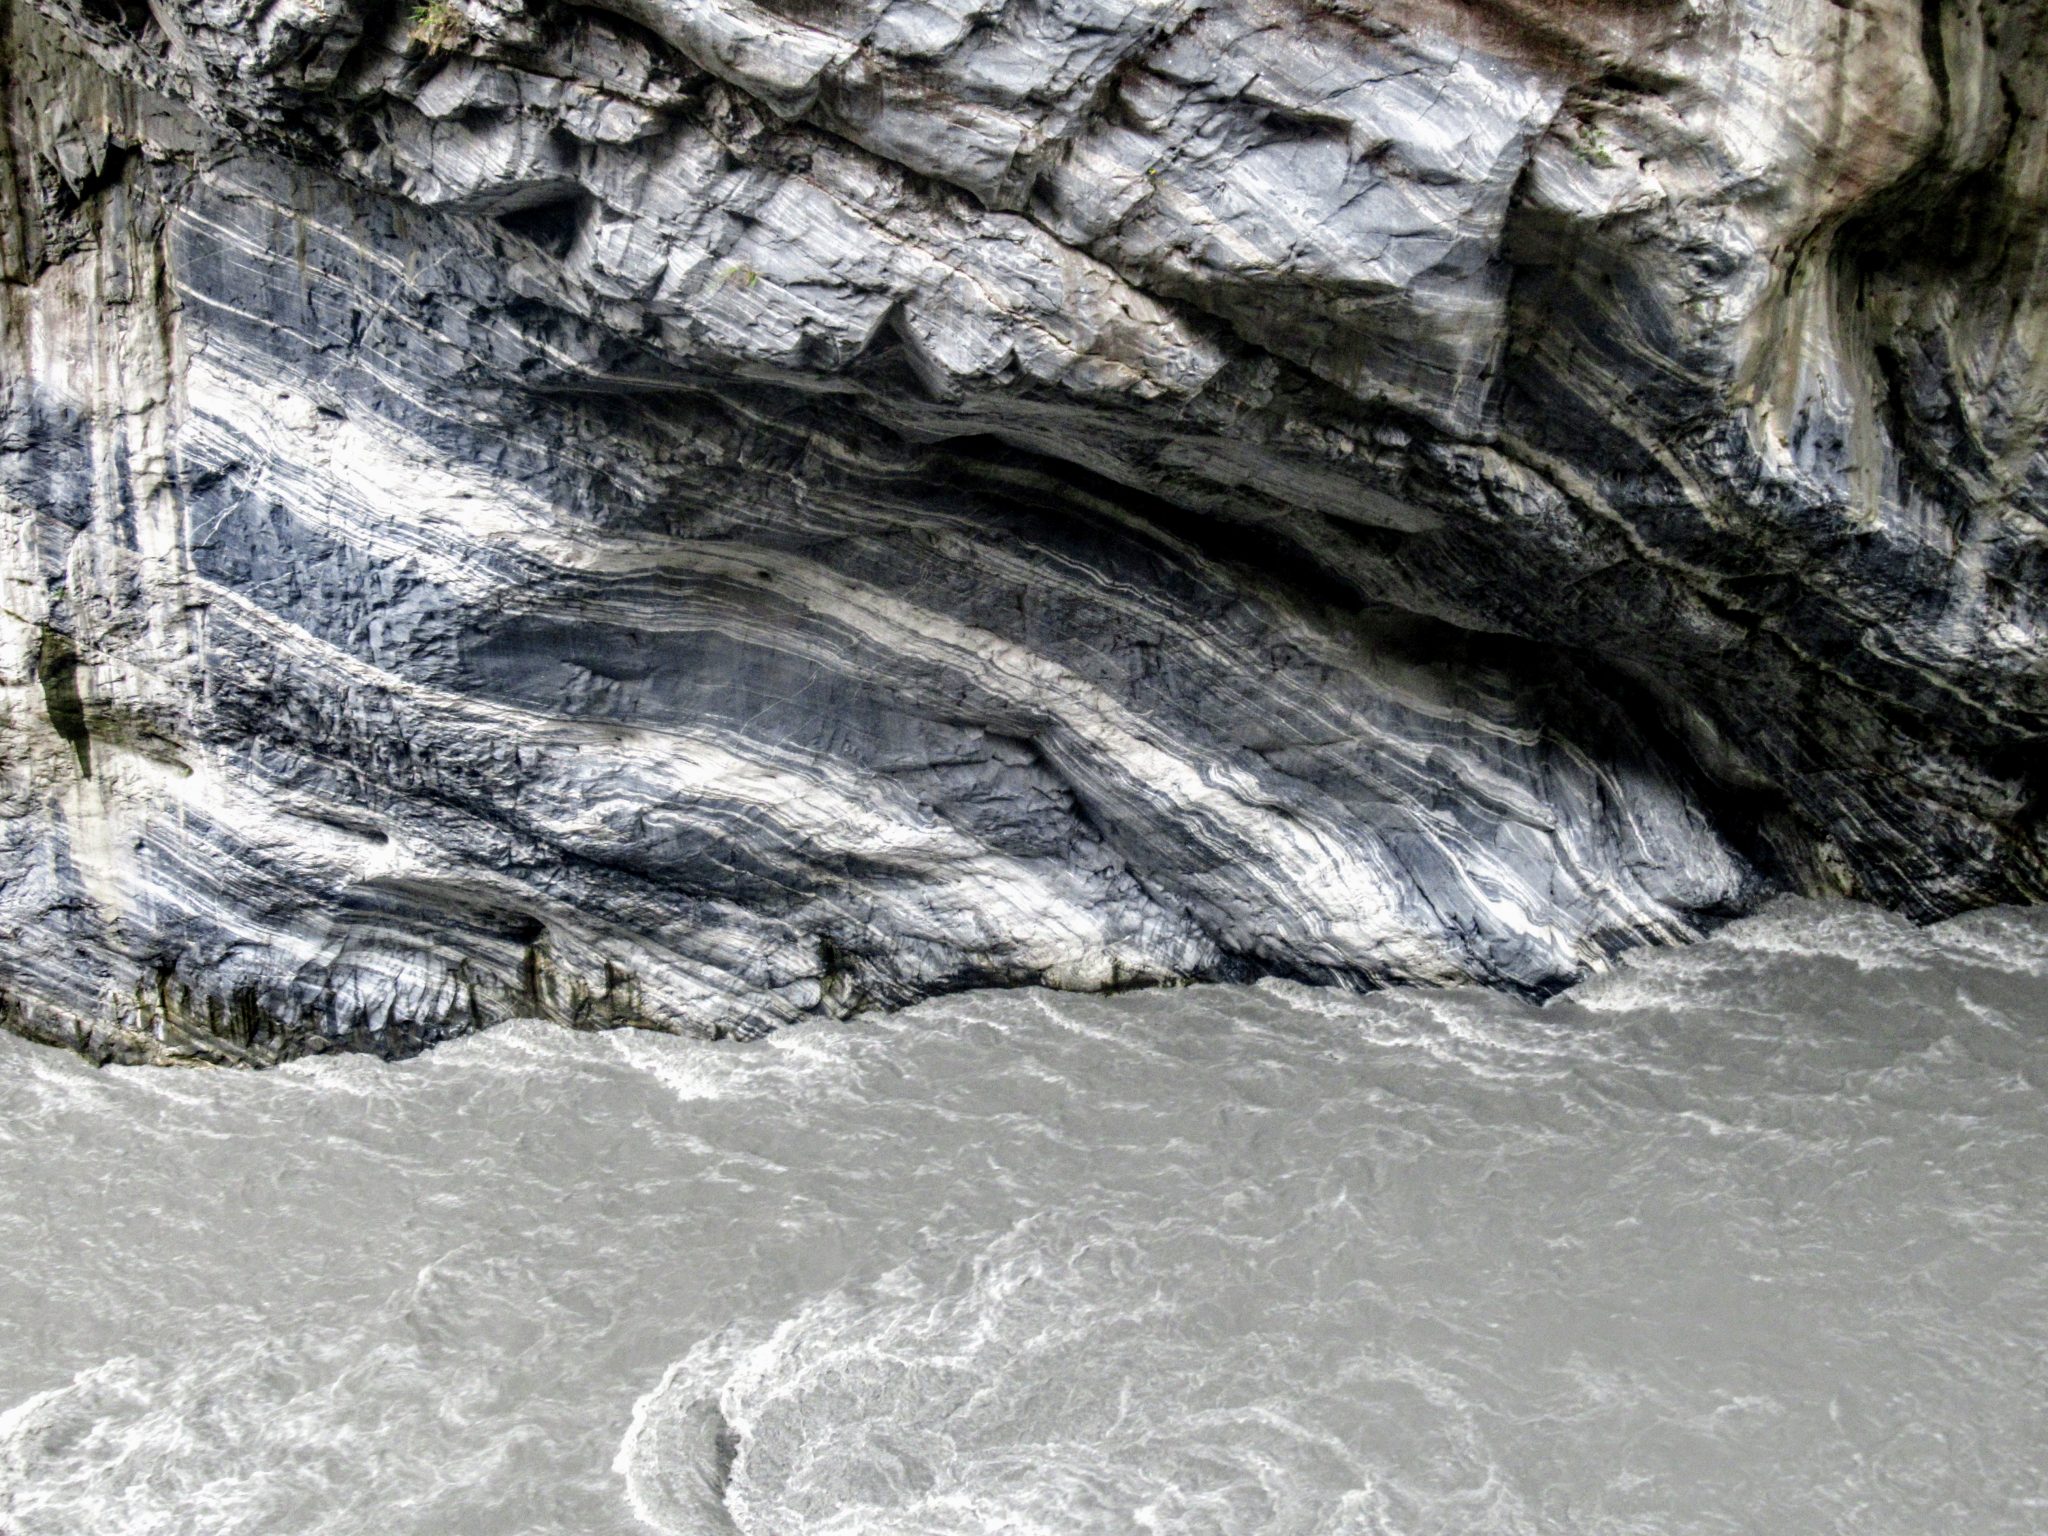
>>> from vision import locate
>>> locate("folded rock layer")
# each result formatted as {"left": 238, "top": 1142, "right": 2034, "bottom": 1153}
{"left": 0, "top": 0, "right": 2042, "bottom": 1060}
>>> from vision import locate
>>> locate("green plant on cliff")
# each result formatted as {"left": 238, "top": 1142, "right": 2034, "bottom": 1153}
{"left": 1573, "top": 124, "right": 1616, "bottom": 170}
{"left": 408, "top": 0, "right": 468, "bottom": 53}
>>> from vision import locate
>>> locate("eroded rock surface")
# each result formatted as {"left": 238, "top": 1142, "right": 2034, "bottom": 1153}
{"left": 0, "top": 0, "right": 2041, "bottom": 1060}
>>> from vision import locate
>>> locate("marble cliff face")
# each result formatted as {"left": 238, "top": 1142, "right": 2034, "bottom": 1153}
{"left": 0, "top": 0, "right": 2042, "bottom": 1061}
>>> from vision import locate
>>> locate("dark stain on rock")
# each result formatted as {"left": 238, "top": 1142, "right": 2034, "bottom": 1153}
{"left": 36, "top": 624, "right": 92, "bottom": 777}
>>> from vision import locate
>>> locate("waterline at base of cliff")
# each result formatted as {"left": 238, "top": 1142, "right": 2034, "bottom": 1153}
{"left": 3, "top": 897, "right": 2045, "bottom": 1535}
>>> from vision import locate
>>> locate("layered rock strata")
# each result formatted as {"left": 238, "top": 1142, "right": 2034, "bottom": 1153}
{"left": 0, "top": 0, "right": 2042, "bottom": 1060}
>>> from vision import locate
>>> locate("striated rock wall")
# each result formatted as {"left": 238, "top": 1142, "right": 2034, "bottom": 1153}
{"left": 0, "top": 0, "right": 2041, "bottom": 1061}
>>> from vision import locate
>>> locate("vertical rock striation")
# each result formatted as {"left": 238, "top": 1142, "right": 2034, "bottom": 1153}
{"left": 0, "top": 0, "right": 2041, "bottom": 1060}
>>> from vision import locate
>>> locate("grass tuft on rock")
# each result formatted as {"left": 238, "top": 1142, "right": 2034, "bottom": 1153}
{"left": 408, "top": 0, "right": 467, "bottom": 53}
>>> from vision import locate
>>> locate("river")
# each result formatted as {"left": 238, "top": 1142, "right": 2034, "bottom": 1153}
{"left": 2, "top": 898, "right": 2045, "bottom": 1533}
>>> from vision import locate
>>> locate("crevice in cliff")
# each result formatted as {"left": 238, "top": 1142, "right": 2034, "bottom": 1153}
{"left": 495, "top": 189, "right": 588, "bottom": 257}
{"left": 77, "top": 0, "right": 156, "bottom": 43}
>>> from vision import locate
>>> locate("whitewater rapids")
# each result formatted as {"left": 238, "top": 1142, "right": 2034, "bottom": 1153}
{"left": 3, "top": 899, "right": 2045, "bottom": 1534}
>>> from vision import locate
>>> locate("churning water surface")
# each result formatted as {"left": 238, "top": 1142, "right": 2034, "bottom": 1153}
{"left": 2, "top": 899, "right": 2046, "bottom": 1535}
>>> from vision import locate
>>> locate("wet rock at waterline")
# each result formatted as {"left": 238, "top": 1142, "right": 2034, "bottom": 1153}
{"left": 0, "top": 0, "right": 2043, "bottom": 1059}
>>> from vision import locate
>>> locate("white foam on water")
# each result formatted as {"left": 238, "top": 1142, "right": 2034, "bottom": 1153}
{"left": 1565, "top": 900, "right": 2048, "bottom": 1022}
{"left": 1556, "top": 913, "right": 1892, "bottom": 1024}
{"left": 1709, "top": 901, "right": 1931, "bottom": 968}
{"left": 413, "top": 1015, "right": 597, "bottom": 1071}
{"left": 0, "top": 1352, "right": 329, "bottom": 1536}
{"left": 618, "top": 1209, "right": 1537, "bottom": 1536}
{"left": 1252, "top": 975, "right": 1607, "bottom": 1084}
{"left": 606, "top": 1033, "right": 740, "bottom": 1103}
{"left": 615, "top": 1349, "right": 747, "bottom": 1536}
{"left": 1926, "top": 906, "right": 2048, "bottom": 977}
{"left": 0, "top": 1328, "right": 535, "bottom": 1536}
{"left": 274, "top": 1050, "right": 401, "bottom": 1098}
{"left": 1557, "top": 901, "right": 1916, "bottom": 1017}
{"left": 0, "top": 1039, "right": 118, "bottom": 1131}
{"left": 604, "top": 1014, "right": 879, "bottom": 1109}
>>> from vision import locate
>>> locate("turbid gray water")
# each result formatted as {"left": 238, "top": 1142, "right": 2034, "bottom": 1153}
{"left": 2, "top": 899, "right": 2046, "bottom": 1535}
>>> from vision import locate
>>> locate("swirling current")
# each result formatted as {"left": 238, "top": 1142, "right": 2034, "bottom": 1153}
{"left": 2, "top": 899, "right": 2046, "bottom": 1534}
